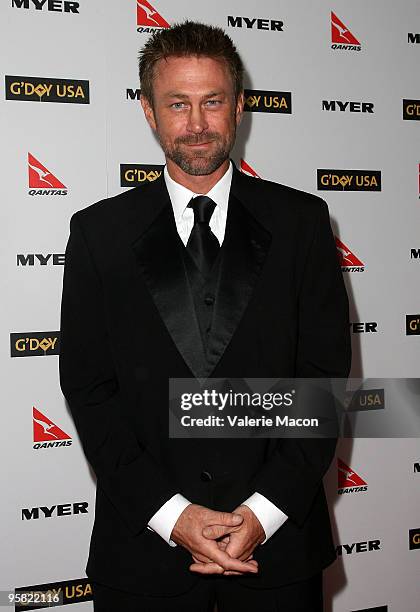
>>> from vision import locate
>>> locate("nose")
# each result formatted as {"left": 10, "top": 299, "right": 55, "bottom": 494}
{"left": 186, "top": 104, "right": 208, "bottom": 134}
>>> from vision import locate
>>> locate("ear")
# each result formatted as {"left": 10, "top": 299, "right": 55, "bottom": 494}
{"left": 140, "top": 94, "right": 157, "bottom": 131}
{"left": 235, "top": 91, "right": 244, "bottom": 127}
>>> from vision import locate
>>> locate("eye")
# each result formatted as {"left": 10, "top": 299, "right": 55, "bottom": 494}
{"left": 205, "top": 99, "right": 221, "bottom": 106}
{"left": 171, "top": 102, "right": 186, "bottom": 109}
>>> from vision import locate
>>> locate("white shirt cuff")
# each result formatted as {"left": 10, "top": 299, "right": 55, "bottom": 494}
{"left": 242, "top": 492, "right": 288, "bottom": 544}
{"left": 147, "top": 494, "right": 191, "bottom": 547}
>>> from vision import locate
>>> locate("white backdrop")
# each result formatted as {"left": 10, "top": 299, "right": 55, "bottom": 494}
{"left": 1, "top": 1, "right": 419, "bottom": 610}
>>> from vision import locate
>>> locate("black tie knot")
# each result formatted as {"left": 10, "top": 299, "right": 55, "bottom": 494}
{"left": 188, "top": 196, "right": 216, "bottom": 225}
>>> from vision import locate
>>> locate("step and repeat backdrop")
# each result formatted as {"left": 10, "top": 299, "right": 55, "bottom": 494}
{"left": 1, "top": 1, "right": 419, "bottom": 610}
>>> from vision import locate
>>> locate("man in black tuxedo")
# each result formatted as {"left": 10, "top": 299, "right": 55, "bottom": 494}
{"left": 59, "top": 20, "right": 351, "bottom": 612}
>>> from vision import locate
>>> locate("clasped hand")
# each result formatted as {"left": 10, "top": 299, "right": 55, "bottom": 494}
{"left": 170, "top": 503, "right": 265, "bottom": 576}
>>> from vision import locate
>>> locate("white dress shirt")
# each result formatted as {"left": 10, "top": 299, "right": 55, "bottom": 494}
{"left": 147, "top": 161, "right": 288, "bottom": 546}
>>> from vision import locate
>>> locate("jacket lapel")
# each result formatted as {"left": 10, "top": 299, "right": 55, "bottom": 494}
{"left": 130, "top": 178, "right": 208, "bottom": 379}
{"left": 204, "top": 168, "right": 272, "bottom": 377}
{"left": 129, "top": 164, "right": 272, "bottom": 379}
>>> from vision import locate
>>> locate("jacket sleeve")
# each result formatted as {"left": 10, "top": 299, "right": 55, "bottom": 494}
{"left": 249, "top": 199, "right": 351, "bottom": 527}
{"left": 59, "top": 212, "right": 179, "bottom": 537}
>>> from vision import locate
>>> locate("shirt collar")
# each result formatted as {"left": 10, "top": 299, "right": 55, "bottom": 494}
{"left": 164, "top": 160, "right": 233, "bottom": 222}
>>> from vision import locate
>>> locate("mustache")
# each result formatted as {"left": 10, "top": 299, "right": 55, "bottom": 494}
{"left": 174, "top": 132, "right": 222, "bottom": 145}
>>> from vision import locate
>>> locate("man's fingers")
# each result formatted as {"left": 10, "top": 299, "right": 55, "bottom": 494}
{"left": 194, "top": 551, "right": 254, "bottom": 562}
{"left": 225, "top": 541, "right": 255, "bottom": 562}
{"left": 223, "top": 562, "right": 257, "bottom": 575}
{"left": 202, "top": 524, "right": 241, "bottom": 540}
{"left": 216, "top": 535, "right": 230, "bottom": 550}
{"left": 224, "top": 534, "right": 253, "bottom": 561}
{"left": 210, "top": 511, "right": 243, "bottom": 527}
{"left": 204, "top": 543, "right": 257, "bottom": 573}
{"left": 189, "top": 562, "right": 225, "bottom": 575}
{"left": 192, "top": 554, "right": 213, "bottom": 563}
{"left": 190, "top": 559, "right": 259, "bottom": 575}
{"left": 189, "top": 554, "right": 258, "bottom": 576}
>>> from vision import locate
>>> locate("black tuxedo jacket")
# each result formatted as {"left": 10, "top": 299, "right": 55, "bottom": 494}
{"left": 59, "top": 163, "right": 351, "bottom": 596}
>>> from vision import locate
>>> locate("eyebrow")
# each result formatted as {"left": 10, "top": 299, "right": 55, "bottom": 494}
{"left": 164, "top": 91, "right": 224, "bottom": 99}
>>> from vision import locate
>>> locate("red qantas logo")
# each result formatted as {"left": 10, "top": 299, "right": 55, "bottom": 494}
{"left": 335, "top": 237, "right": 365, "bottom": 271}
{"left": 240, "top": 159, "right": 261, "bottom": 178}
{"left": 33, "top": 407, "right": 71, "bottom": 442}
{"left": 137, "top": 0, "right": 169, "bottom": 29}
{"left": 338, "top": 458, "right": 367, "bottom": 494}
{"left": 331, "top": 12, "right": 361, "bottom": 50}
{"left": 28, "top": 153, "right": 66, "bottom": 189}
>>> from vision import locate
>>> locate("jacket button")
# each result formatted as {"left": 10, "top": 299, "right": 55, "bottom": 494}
{"left": 204, "top": 294, "right": 214, "bottom": 306}
{"left": 200, "top": 470, "right": 213, "bottom": 482}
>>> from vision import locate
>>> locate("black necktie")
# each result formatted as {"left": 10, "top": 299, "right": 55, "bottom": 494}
{"left": 186, "top": 196, "right": 220, "bottom": 277}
